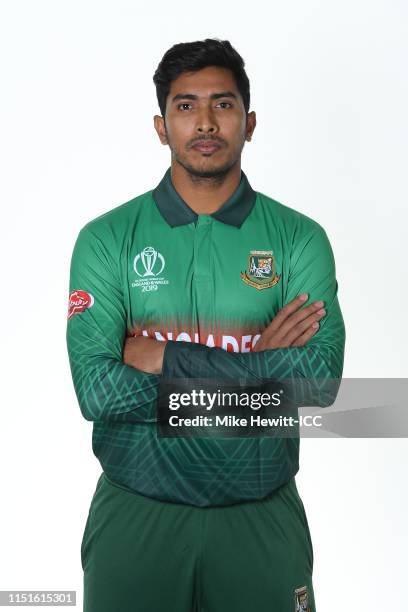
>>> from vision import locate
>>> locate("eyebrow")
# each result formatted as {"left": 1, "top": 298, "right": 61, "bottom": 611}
{"left": 171, "top": 91, "right": 238, "bottom": 104}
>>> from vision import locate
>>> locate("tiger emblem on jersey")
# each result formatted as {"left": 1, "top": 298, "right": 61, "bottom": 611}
{"left": 240, "top": 250, "right": 280, "bottom": 290}
{"left": 294, "top": 585, "right": 311, "bottom": 611}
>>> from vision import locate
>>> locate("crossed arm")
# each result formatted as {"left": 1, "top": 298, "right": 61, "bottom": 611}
{"left": 66, "top": 224, "right": 345, "bottom": 422}
{"left": 123, "top": 294, "right": 327, "bottom": 374}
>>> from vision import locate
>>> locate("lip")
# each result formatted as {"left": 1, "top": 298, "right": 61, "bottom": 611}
{"left": 192, "top": 141, "right": 222, "bottom": 153}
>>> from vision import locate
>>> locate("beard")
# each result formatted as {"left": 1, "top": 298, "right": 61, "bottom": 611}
{"left": 167, "top": 138, "right": 244, "bottom": 185}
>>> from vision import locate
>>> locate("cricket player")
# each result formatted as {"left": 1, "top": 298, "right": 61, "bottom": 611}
{"left": 67, "top": 38, "right": 345, "bottom": 612}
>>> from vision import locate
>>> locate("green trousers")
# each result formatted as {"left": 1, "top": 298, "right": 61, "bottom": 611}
{"left": 81, "top": 472, "right": 315, "bottom": 612}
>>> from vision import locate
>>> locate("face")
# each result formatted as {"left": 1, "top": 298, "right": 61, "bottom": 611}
{"left": 154, "top": 66, "right": 256, "bottom": 178}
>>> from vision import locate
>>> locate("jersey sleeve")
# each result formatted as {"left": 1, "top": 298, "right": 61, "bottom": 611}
{"left": 162, "top": 224, "right": 345, "bottom": 407}
{"left": 66, "top": 225, "right": 159, "bottom": 422}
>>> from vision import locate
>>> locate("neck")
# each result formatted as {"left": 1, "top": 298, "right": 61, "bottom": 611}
{"left": 170, "top": 160, "right": 242, "bottom": 215}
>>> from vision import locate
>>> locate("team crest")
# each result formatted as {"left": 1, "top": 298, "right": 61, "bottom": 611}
{"left": 294, "top": 585, "right": 310, "bottom": 612}
{"left": 240, "top": 250, "right": 280, "bottom": 290}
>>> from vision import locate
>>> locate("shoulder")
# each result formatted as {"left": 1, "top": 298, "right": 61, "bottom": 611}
{"left": 79, "top": 189, "right": 153, "bottom": 239}
{"left": 255, "top": 190, "right": 326, "bottom": 239}
{"left": 254, "top": 190, "right": 335, "bottom": 268}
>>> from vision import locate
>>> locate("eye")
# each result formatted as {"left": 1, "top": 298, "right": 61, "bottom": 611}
{"left": 216, "top": 102, "right": 232, "bottom": 109}
{"left": 177, "top": 103, "right": 192, "bottom": 111}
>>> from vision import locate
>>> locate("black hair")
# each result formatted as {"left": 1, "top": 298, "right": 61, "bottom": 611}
{"left": 153, "top": 38, "right": 250, "bottom": 117}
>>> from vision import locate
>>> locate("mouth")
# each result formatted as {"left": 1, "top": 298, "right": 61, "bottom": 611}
{"left": 191, "top": 141, "right": 222, "bottom": 154}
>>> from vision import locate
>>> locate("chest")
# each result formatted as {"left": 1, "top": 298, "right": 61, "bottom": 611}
{"left": 122, "top": 216, "right": 289, "bottom": 352}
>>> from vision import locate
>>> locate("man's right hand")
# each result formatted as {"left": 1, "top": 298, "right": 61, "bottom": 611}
{"left": 253, "top": 293, "right": 326, "bottom": 352}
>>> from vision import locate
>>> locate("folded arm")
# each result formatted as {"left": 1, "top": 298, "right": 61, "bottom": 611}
{"left": 159, "top": 225, "right": 346, "bottom": 406}
{"left": 66, "top": 225, "right": 162, "bottom": 423}
{"left": 67, "top": 222, "right": 345, "bottom": 422}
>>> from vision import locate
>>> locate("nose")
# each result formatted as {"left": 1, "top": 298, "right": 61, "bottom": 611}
{"left": 195, "top": 105, "right": 218, "bottom": 135}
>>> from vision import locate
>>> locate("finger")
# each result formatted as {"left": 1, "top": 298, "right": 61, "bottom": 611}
{"left": 261, "top": 294, "right": 312, "bottom": 343}
{"left": 275, "top": 302, "right": 324, "bottom": 339}
{"left": 290, "top": 322, "right": 320, "bottom": 347}
{"left": 280, "top": 308, "right": 326, "bottom": 345}
{"left": 263, "top": 299, "right": 324, "bottom": 344}
{"left": 265, "top": 293, "right": 310, "bottom": 333}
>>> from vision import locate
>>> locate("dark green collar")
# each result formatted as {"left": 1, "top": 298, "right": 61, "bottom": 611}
{"left": 152, "top": 167, "right": 257, "bottom": 228}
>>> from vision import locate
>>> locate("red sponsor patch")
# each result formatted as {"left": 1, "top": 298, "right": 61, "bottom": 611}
{"left": 68, "top": 290, "right": 94, "bottom": 320}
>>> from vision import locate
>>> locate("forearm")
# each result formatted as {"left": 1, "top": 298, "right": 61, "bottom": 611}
{"left": 162, "top": 336, "right": 344, "bottom": 408}
{"left": 68, "top": 354, "right": 160, "bottom": 422}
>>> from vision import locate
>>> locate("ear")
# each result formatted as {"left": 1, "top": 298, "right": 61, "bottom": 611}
{"left": 245, "top": 111, "right": 257, "bottom": 142}
{"left": 154, "top": 115, "right": 168, "bottom": 145}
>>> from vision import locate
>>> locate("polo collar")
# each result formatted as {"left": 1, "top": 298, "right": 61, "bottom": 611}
{"left": 152, "top": 166, "right": 257, "bottom": 228}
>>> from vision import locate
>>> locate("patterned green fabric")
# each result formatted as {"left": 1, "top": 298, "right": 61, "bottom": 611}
{"left": 66, "top": 167, "right": 345, "bottom": 506}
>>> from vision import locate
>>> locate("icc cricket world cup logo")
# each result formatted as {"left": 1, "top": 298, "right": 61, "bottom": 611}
{"left": 133, "top": 246, "right": 165, "bottom": 278}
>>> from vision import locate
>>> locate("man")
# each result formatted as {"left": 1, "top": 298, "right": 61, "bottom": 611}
{"left": 67, "top": 38, "right": 345, "bottom": 612}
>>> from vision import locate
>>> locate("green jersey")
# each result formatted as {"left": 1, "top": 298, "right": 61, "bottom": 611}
{"left": 66, "top": 167, "right": 345, "bottom": 507}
